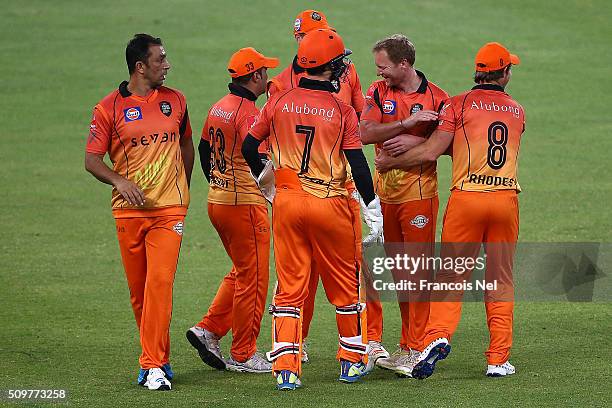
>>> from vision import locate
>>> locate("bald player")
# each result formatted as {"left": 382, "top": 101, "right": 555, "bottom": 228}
{"left": 375, "top": 42, "right": 524, "bottom": 379}
{"left": 85, "top": 33, "right": 194, "bottom": 391}
{"left": 242, "top": 29, "right": 382, "bottom": 390}
{"left": 186, "top": 48, "right": 279, "bottom": 374}
{"left": 269, "top": 9, "right": 388, "bottom": 369}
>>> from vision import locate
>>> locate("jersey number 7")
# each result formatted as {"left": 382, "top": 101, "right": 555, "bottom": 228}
{"left": 296, "top": 125, "right": 315, "bottom": 174}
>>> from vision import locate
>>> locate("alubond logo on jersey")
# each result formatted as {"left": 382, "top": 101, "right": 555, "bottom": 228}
{"left": 124, "top": 107, "right": 143, "bottom": 122}
{"left": 382, "top": 99, "right": 396, "bottom": 114}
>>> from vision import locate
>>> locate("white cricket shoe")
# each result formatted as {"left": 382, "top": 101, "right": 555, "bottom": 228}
{"left": 486, "top": 361, "right": 515, "bottom": 377}
{"left": 144, "top": 367, "right": 171, "bottom": 391}
{"left": 301, "top": 342, "right": 309, "bottom": 363}
{"left": 186, "top": 326, "right": 226, "bottom": 370}
{"left": 376, "top": 347, "right": 409, "bottom": 370}
{"left": 226, "top": 351, "right": 272, "bottom": 373}
{"left": 365, "top": 341, "right": 390, "bottom": 373}
{"left": 394, "top": 348, "right": 421, "bottom": 378}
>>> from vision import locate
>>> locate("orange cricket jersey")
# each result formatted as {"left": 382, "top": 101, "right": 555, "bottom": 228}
{"left": 268, "top": 57, "right": 365, "bottom": 114}
{"left": 438, "top": 84, "right": 525, "bottom": 192}
{"left": 202, "top": 84, "right": 267, "bottom": 206}
{"left": 362, "top": 71, "right": 449, "bottom": 204}
{"left": 86, "top": 81, "right": 192, "bottom": 218}
{"left": 250, "top": 78, "right": 362, "bottom": 199}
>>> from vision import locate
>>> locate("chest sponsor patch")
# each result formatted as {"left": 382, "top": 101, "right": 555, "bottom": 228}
{"left": 382, "top": 99, "right": 397, "bottom": 115}
{"left": 124, "top": 107, "right": 143, "bottom": 122}
{"left": 159, "top": 101, "right": 172, "bottom": 116}
{"left": 410, "top": 214, "right": 429, "bottom": 229}
{"left": 410, "top": 103, "right": 423, "bottom": 115}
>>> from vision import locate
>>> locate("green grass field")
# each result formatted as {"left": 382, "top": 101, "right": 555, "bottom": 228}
{"left": 2, "top": 0, "right": 612, "bottom": 406}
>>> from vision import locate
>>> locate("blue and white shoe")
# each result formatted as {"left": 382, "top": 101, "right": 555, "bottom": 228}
{"left": 138, "top": 363, "right": 173, "bottom": 385}
{"left": 276, "top": 370, "right": 301, "bottom": 391}
{"left": 338, "top": 360, "right": 367, "bottom": 383}
{"left": 411, "top": 337, "right": 451, "bottom": 380}
{"left": 143, "top": 367, "right": 171, "bottom": 391}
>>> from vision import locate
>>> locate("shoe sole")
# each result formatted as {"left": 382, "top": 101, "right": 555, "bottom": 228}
{"left": 226, "top": 364, "right": 271, "bottom": 374}
{"left": 486, "top": 370, "right": 515, "bottom": 377}
{"left": 147, "top": 384, "right": 171, "bottom": 391}
{"left": 277, "top": 384, "right": 297, "bottom": 391}
{"left": 412, "top": 343, "right": 451, "bottom": 380}
{"left": 186, "top": 330, "right": 226, "bottom": 370}
{"left": 338, "top": 376, "right": 361, "bottom": 383}
{"left": 394, "top": 367, "right": 414, "bottom": 378}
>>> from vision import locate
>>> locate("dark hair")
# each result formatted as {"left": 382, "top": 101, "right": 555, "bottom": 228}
{"left": 126, "top": 33, "right": 163, "bottom": 74}
{"left": 231, "top": 67, "right": 264, "bottom": 86}
{"left": 305, "top": 63, "right": 331, "bottom": 76}
{"left": 474, "top": 65, "right": 511, "bottom": 84}
{"left": 372, "top": 34, "right": 415, "bottom": 65}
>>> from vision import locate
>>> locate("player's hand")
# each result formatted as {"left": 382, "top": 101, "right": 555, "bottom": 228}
{"left": 382, "top": 134, "right": 426, "bottom": 157}
{"left": 361, "top": 196, "right": 384, "bottom": 248}
{"left": 254, "top": 159, "right": 276, "bottom": 203}
{"left": 375, "top": 149, "right": 397, "bottom": 173}
{"left": 114, "top": 178, "right": 145, "bottom": 206}
{"left": 400, "top": 110, "right": 438, "bottom": 129}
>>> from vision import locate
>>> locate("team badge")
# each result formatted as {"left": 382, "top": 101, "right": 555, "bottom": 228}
{"left": 124, "top": 107, "right": 142, "bottom": 122}
{"left": 159, "top": 101, "right": 172, "bottom": 117}
{"left": 173, "top": 221, "right": 184, "bottom": 236}
{"left": 410, "top": 215, "right": 429, "bottom": 229}
{"left": 294, "top": 18, "right": 302, "bottom": 32}
{"left": 311, "top": 11, "right": 321, "bottom": 21}
{"left": 382, "top": 99, "right": 397, "bottom": 115}
{"left": 410, "top": 103, "right": 423, "bottom": 115}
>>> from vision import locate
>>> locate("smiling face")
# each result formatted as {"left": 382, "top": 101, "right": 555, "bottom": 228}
{"left": 374, "top": 49, "right": 408, "bottom": 88}
{"left": 142, "top": 45, "right": 171, "bottom": 88}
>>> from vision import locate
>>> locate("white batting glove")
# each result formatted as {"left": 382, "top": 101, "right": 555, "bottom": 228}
{"left": 252, "top": 159, "right": 276, "bottom": 203}
{"left": 352, "top": 191, "right": 384, "bottom": 247}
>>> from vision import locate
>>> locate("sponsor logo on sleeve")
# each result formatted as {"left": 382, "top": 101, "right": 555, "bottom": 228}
{"left": 382, "top": 99, "right": 396, "bottom": 115}
{"left": 124, "top": 107, "right": 143, "bottom": 122}
{"left": 410, "top": 215, "right": 429, "bottom": 229}
{"left": 159, "top": 101, "right": 172, "bottom": 116}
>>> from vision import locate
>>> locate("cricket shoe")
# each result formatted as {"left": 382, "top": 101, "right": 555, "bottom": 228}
{"left": 143, "top": 367, "right": 171, "bottom": 391}
{"left": 186, "top": 326, "right": 226, "bottom": 370}
{"left": 376, "top": 347, "right": 409, "bottom": 370}
{"left": 301, "top": 342, "right": 309, "bottom": 363}
{"left": 138, "top": 363, "right": 174, "bottom": 385}
{"left": 365, "top": 341, "right": 390, "bottom": 373}
{"left": 486, "top": 361, "right": 515, "bottom": 377}
{"left": 339, "top": 360, "right": 367, "bottom": 383}
{"left": 394, "top": 348, "right": 421, "bottom": 378}
{"left": 276, "top": 370, "right": 301, "bottom": 391}
{"left": 411, "top": 337, "right": 451, "bottom": 380}
{"left": 226, "top": 351, "right": 272, "bottom": 373}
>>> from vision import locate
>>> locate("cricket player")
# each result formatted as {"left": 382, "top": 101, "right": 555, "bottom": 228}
{"left": 84, "top": 33, "right": 194, "bottom": 391}
{"left": 268, "top": 9, "right": 388, "bottom": 368}
{"left": 375, "top": 42, "right": 524, "bottom": 379}
{"left": 186, "top": 47, "right": 278, "bottom": 374}
{"left": 360, "top": 34, "right": 449, "bottom": 376}
{"left": 242, "top": 29, "right": 383, "bottom": 390}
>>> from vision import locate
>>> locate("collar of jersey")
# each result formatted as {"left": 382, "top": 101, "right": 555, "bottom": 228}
{"left": 291, "top": 55, "right": 306, "bottom": 74}
{"left": 472, "top": 83, "right": 505, "bottom": 92}
{"left": 413, "top": 70, "right": 428, "bottom": 94}
{"left": 228, "top": 83, "right": 257, "bottom": 101}
{"left": 118, "top": 81, "right": 159, "bottom": 102}
{"left": 298, "top": 77, "right": 337, "bottom": 92}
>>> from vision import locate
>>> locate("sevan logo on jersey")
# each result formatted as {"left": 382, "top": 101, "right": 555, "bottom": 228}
{"left": 124, "top": 107, "right": 143, "bottom": 122}
{"left": 382, "top": 99, "right": 396, "bottom": 115}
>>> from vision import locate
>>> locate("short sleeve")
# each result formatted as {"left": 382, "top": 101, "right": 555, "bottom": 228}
{"left": 179, "top": 105, "right": 192, "bottom": 139}
{"left": 437, "top": 98, "right": 456, "bottom": 133}
{"left": 361, "top": 83, "right": 383, "bottom": 123}
{"left": 249, "top": 100, "right": 273, "bottom": 141}
{"left": 350, "top": 66, "right": 365, "bottom": 114}
{"left": 341, "top": 107, "right": 362, "bottom": 150}
{"left": 201, "top": 112, "right": 211, "bottom": 141}
{"left": 85, "top": 104, "right": 112, "bottom": 155}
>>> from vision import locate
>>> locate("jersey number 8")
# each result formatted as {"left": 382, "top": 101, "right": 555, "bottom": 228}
{"left": 487, "top": 121, "right": 508, "bottom": 170}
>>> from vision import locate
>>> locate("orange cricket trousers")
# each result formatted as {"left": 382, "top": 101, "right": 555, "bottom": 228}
{"left": 380, "top": 196, "right": 438, "bottom": 351}
{"left": 424, "top": 189, "right": 518, "bottom": 364}
{"left": 268, "top": 175, "right": 367, "bottom": 376}
{"left": 115, "top": 214, "right": 184, "bottom": 369}
{"left": 197, "top": 203, "right": 270, "bottom": 362}
{"left": 301, "top": 185, "right": 384, "bottom": 343}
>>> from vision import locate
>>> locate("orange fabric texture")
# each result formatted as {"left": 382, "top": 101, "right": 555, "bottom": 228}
{"left": 293, "top": 9, "right": 333, "bottom": 35}
{"left": 474, "top": 42, "right": 520, "bottom": 72}
{"left": 202, "top": 90, "right": 267, "bottom": 206}
{"left": 86, "top": 83, "right": 191, "bottom": 211}
{"left": 438, "top": 86, "right": 525, "bottom": 192}
{"left": 198, "top": 203, "right": 270, "bottom": 361}
{"left": 115, "top": 215, "right": 185, "bottom": 369}
{"left": 270, "top": 188, "right": 366, "bottom": 375}
{"left": 424, "top": 190, "right": 518, "bottom": 364}
{"left": 227, "top": 47, "right": 279, "bottom": 78}
{"left": 250, "top": 86, "right": 361, "bottom": 198}
{"left": 381, "top": 197, "right": 438, "bottom": 351}
{"left": 362, "top": 74, "right": 449, "bottom": 204}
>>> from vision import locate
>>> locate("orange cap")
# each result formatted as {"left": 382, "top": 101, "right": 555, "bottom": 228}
{"left": 293, "top": 9, "right": 334, "bottom": 35}
{"left": 474, "top": 42, "right": 520, "bottom": 72}
{"left": 227, "top": 47, "right": 279, "bottom": 78}
{"left": 297, "top": 29, "right": 350, "bottom": 69}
